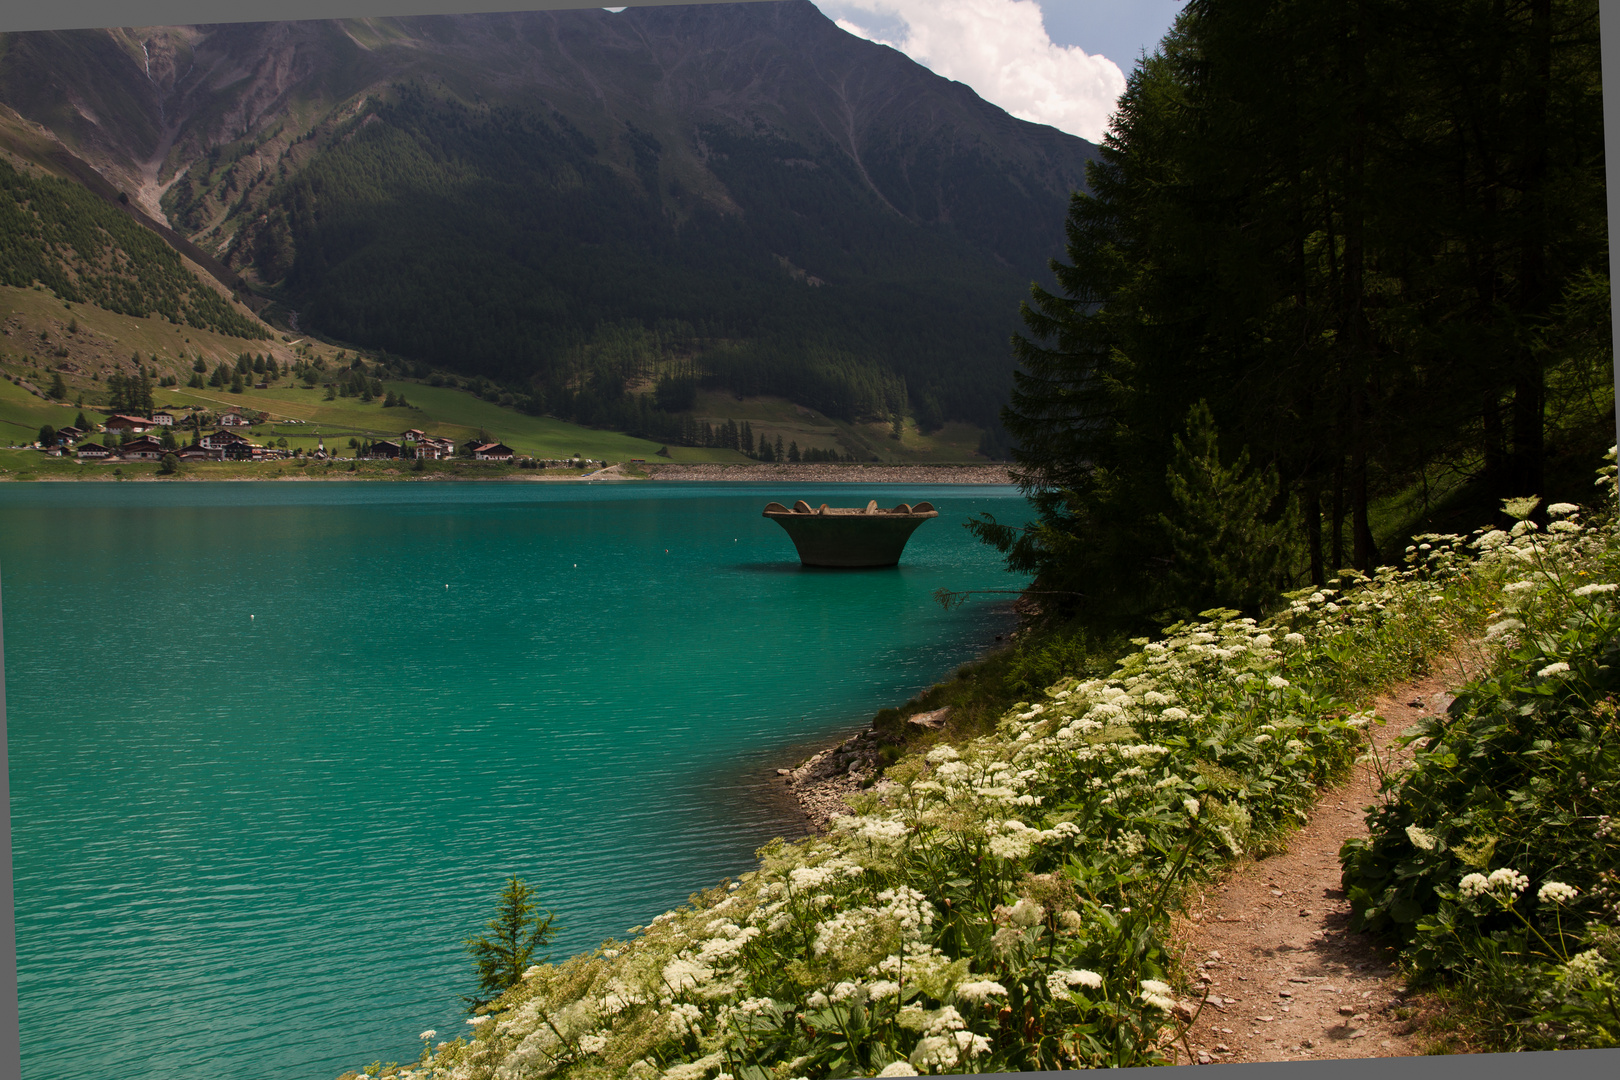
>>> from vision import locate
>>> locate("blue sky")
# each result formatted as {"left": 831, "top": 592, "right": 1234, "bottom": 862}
{"left": 808, "top": 0, "right": 1186, "bottom": 142}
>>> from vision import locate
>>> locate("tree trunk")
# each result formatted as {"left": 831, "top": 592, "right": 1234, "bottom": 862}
{"left": 1305, "top": 482, "right": 1325, "bottom": 585}
{"left": 1331, "top": 458, "right": 1345, "bottom": 571}
{"left": 1510, "top": 0, "right": 1553, "bottom": 496}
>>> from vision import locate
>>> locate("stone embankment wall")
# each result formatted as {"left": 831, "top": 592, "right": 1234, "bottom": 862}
{"left": 641, "top": 463, "right": 1016, "bottom": 484}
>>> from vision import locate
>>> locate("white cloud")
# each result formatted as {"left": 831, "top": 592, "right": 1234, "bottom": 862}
{"left": 816, "top": 0, "right": 1126, "bottom": 143}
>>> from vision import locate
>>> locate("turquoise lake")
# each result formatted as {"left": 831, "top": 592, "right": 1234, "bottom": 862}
{"left": 0, "top": 481, "right": 1031, "bottom": 1080}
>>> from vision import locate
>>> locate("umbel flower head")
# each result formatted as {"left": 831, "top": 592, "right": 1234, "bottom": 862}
{"left": 1138, "top": 979, "right": 1175, "bottom": 1011}
{"left": 1538, "top": 881, "right": 1579, "bottom": 904}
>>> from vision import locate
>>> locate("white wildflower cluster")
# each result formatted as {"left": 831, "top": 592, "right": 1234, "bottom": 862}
{"left": 994, "top": 898, "right": 1046, "bottom": 928}
{"left": 812, "top": 908, "right": 875, "bottom": 957}
{"left": 1046, "top": 968, "right": 1103, "bottom": 997}
{"left": 1460, "top": 867, "right": 1531, "bottom": 900}
{"left": 1563, "top": 949, "right": 1609, "bottom": 984}
{"left": 1489, "top": 867, "right": 1531, "bottom": 894}
{"left": 902, "top": 1004, "right": 991, "bottom": 1073}
{"left": 1138, "top": 979, "right": 1175, "bottom": 1011}
{"left": 1538, "top": 881, "right": 1579, "bottom": 905}
{"left": 787, "top": 858, "right": 863, "bottom": 893}
{"left": 398, "top": 498, "right": 1563, "bottom": 1080}
{"left": 988, "top": 820, "right": 1040, "bottom": 860}
{"left": 954, "top": 979, "right": 1009, "bottom": 1004}
{"left": 1485, "top": 617, "right": 1524, "bottom": 641}
{"left": 877, "top": 886, "right": 935, "bottom": 936}
{"left": 695, "top": 920, "right": 759, "bottom": 965}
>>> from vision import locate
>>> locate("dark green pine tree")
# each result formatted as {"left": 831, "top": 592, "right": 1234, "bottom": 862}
{"left": 132, "top": 372, "right": 154, "bottom": 415}
{"left": 463, "top": 876, "right": 556, "bottom": 1010}
{"left": 1159, "top": 401, "right": 1297, "bottom": 617}
{"left": 105, "top": 371, "right": 128, "bottom": 415}
{"left": 48, "top": 372, "right": 66, "bottom": 400}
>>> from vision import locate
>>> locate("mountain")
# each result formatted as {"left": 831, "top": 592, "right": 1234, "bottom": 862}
{"left": 0, "top": 2, "right": 1099, "bottom": 432}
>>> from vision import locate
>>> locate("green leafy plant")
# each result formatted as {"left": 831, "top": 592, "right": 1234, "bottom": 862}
{"left": 1342, "top": 469, "right": 1620, "bottom": 1049}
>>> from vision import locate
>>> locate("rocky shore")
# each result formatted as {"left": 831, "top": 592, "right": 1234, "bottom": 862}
{"left": 778, "top": 707, "right": 950, "bottom": 829}
{"left": 638, "top": 462, "right": 1015, "bottom": 484}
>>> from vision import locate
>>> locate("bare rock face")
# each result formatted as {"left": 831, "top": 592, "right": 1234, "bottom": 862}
{"left": 907, "top": 707, "right": 950, "bottom": 728}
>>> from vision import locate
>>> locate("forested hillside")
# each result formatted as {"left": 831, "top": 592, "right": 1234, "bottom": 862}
{"left": 977, "top": 0, "right": 1611, "bottom": 622}
{"left": 0, "top": 159, "right": 267, "bottom": 339}
{"left": 261, "top": 86, "right": 1024, "bottom": 429}
{"left": 0, "top": 2, "right": 1100, "bottom": 441}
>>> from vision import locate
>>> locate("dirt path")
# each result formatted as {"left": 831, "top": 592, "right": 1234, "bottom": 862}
{"left": 1168, "top": 660, "right": 1481, "bottom": 1066}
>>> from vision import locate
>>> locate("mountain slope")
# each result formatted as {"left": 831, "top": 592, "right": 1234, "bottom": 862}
{"left": 0, "top": 2, "right": 1101, "bottom": 431}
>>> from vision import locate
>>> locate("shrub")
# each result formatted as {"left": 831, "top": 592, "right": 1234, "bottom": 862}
{"left": 1342, "top": 466, "right": 1620, "bottom": 1049}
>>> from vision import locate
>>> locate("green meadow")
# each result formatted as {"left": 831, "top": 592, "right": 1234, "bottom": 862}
{"left": 1, "top": 282, "right": 996, "bottom": 472}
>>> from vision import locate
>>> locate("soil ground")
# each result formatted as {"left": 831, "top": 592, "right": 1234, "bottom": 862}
{"left": 1167, "top": 658, "right": 1485, "bottom": 1066}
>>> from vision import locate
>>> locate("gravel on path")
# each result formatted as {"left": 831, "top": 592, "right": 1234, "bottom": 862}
{"left": 1167, "top": 661, "right": 1483, "bottom": 1066}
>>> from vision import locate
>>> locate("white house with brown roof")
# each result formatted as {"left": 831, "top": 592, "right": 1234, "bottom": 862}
{"left": 199, "top": 430, "right": 250, "bottom": 451}
{"left": 119, "top": 435, "right": 166, "bottom": 461}
{"left": 413, "top": 435, "right": 453, "bottom": 460}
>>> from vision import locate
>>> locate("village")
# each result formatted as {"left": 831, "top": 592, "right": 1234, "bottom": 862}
{"left": 20, "top": 409, "right": 568, "bottom": 466}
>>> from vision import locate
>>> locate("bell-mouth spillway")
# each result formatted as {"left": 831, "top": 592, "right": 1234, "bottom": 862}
{"left": 761, "top": 499, "right": 939, "bottom": 568}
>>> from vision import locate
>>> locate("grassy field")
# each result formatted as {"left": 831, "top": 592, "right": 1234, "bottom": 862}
{"left": 1, "top": 283, "right": 995, "bottom": 468}
{"left": 0, "top": 373, "right": 84, "bottom": 445}
{"left": 0, "top": 447, "right": 619, "bottom": 482}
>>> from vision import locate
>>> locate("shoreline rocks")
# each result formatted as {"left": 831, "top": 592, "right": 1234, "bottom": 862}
{"left": 779, "top": 707, "right": 951, "bottom": 829}
{"left": 641, "top": 462, "right": 1015, "bottom": 484}
{"left": 780, "top": 727, "right": 886, "bottom": 830}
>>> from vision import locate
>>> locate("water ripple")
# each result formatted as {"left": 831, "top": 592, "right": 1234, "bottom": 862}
{"left": 1, "top": 482, "right": 1025, "bottom": 1080}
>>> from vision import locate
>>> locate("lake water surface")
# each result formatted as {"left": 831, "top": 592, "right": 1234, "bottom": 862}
{"left": 0, "top": 481, "right": 1030, "bottom": 1080}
